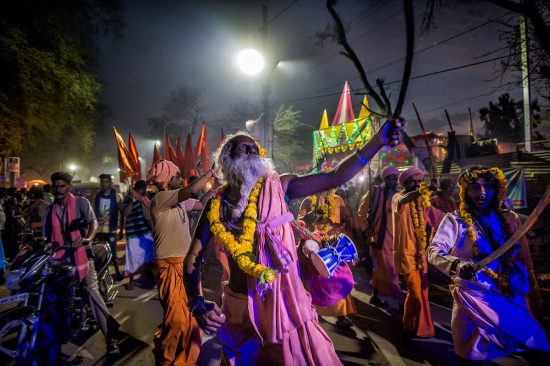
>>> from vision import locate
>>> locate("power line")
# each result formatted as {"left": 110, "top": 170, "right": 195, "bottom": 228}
{"left": 256, "top": 0, "right": 300, "bottom": 34}
{"left": 276, "top": 52, "right": 519, "bottom": 105}
{"left": 305, "top": 11, "right": 514, "bottom": 98}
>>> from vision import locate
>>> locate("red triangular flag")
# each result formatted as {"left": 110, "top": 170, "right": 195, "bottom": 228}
{"left": 128, "top": 133, "right": 142, "bottom": 182}
{"left": 195, "top": 121, "right": 210, "bottom": 174}
{"left": 182, "top": 133, "right": 196, "bottom": 179}
{"left": 113, "top": 126, "right": 138, "bottom": 182}
{"left": 152, "top": 143, "right": 161, "bottom": 165}
{"left": 164, "top": 133, "right": 172, "bottom": 161}
{"left": 175, "top": 137, "right": 186, "bottom": 172}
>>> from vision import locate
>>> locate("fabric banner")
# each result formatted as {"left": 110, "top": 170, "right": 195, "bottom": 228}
{"left": 128, "top": 133, "right": 142, "bottom": 181}
{"left": 503, "top": 168, "right": 527, "bottom": 209}
{"left": 113, "top": 126, "right": 138, "bottom": 182}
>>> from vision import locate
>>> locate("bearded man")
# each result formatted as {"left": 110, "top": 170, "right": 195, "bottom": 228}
{"left": 428, "top": 167, "right": 550, "bottom": 362}
{"left": 357, "top": 166, "right": 403, "bottom": 310}
{"left": 392, "top": 168, "right": 444, "bottom": 338}
{"left": 184, "top": 118, "right": 404, "bottom": 365}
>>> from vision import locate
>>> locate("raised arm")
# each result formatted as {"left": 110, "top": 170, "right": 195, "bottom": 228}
{"left": 177, "top": 170, "right": 214, "bottom": 203}
{"left": 183, "top": 203, "right": 225, "bottom": 334}
{"left": 282, "top": 118, "right": 404, "bottom": 200}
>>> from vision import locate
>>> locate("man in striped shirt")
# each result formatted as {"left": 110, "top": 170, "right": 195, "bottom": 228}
{"left": 122, "top": 180, "right": 154, "bottom": 290}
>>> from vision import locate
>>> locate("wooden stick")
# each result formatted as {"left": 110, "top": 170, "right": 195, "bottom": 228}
{"left": 412, "top": 102, "right": 437, "bottom": 178}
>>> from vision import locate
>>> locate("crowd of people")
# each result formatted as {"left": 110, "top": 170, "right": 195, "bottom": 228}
{"left": 1, "top": 116, "right": 549, "bottom": 365}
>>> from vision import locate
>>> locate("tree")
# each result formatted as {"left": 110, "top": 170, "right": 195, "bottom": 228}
{"left": 0, "top": 0, "right": 124, "bottom": 177}
{"left": 272, "top": 105, "right": 311, "bottom": 173}
{"left": 479, "top": 93, "right": 543, "bottom": 143}
{"left": 147, "top": 85, "right": 203, "bottom": 140}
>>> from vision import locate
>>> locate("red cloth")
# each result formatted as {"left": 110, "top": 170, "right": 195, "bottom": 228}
{"left": 52, "top": 193, "right": 89, "bottom": 282}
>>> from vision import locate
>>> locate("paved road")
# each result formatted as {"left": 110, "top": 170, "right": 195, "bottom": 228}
{"left": 1, "top": 244, "right": 546, "bottom": 365}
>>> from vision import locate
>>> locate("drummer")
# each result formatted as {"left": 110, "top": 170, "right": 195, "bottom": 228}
{"left": 298, "top": 189, "right": 358, "bottom": 328}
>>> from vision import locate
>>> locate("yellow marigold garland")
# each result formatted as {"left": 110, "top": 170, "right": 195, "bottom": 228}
{"left": 308, "top": 189, "right": 336, "bottom": 232}
{"left": 207, "top": 177, "right": 277, "bottom": 284}
{"left": 410, "top": 198, "right": 427, "bottom": 250}
{"left": 418, "top": 182, "right": 432, "bottom": 207}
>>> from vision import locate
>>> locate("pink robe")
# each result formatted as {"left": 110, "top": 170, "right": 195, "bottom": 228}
{"left": 220, "top": 173, "right": 341, "bottom": 366}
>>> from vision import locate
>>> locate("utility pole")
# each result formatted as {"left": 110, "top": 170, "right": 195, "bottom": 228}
{"left": 261, "top": 5, "right": 273, "bottom": 159}
{"left": 520, "top": 12, "right": 532, "bottom": 152}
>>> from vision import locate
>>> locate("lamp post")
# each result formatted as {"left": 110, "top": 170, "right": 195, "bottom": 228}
{"left": 68, "top": 164, "right": 78, "bottom": 179}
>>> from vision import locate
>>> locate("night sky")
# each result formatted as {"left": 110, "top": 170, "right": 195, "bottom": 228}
{"left": 98, "top": 0, "right": 522, "bottom": 156}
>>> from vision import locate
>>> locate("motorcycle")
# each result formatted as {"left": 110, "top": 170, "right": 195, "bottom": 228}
{"left": 0, "top": 219, "right": 118, "bottom": 365}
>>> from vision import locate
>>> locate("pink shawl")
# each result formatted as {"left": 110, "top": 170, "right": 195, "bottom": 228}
{"left": 247, "top": 173, "right": 341, "bottom": 365}
{"left": 52, "top": 194, "right": 89, "bottom": 282}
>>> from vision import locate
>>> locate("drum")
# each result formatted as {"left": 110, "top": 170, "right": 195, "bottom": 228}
{"left": 310, "top": 234, "right": 358, "bottom": 278}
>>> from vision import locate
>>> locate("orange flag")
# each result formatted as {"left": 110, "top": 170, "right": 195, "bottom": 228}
{"left": 175, "top": 137, "right": 186, "bottom": 172}
{"left": 195, "top": 121, "right": 210, "bottom": 174}
{"left": 128, "top": 133, "right": 142, "bottom": 181}
{"left": 182, "top": 133, "right": 196, "bottom": 179}
{"left": 113, "top": 126, "right": 138, "bottom": 182}
{"left": 164, "top": 133, "right": 173, "bottom": 161}
{"left": 152, "top": 143, "right": 161, "bottom": 165}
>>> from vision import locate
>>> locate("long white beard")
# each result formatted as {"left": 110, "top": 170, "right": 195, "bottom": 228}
{"left": 225, "top": 155, "right": 274, "bottom": 220}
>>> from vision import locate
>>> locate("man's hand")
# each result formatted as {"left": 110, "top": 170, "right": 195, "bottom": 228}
{"left": 455, "top": 260, "right": 476, "bottom": 280}
{"left": 191, "top": 298, "right": 225, "bottom": 335}
{"left": 71, "top": 237, "right": 91, "bottom": 249}
{"left": 377, "top": 118, "right": 405, "bottom": 147}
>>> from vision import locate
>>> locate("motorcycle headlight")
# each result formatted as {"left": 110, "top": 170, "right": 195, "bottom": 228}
{"left": 5, "top": 269, "right": 25, "bottom": 290}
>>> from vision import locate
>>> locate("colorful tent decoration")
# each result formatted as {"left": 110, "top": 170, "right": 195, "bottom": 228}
{"left": 331, "top": 81, "right": 355, "bottom": 126}
{"left": 312, "top": 86, "right": 376, "bottom": 167}
{"left": 113, "top": 126, "right": 140, "bottom": 182}
{"left": 195, "top": 121, "right": 210, "bottom": 173}
{"left": 319, "top": 109, "right": 329, "bottom": 130}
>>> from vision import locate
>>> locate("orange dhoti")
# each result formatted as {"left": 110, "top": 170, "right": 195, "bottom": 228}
{"left": 153, "top": 257, "right": 201, "bottom": 366}
{"left": 402, "top": 270, "right": 434, "bottom": 337}
{"left": 315, "top": 293, "right": 357, "bottom": 317}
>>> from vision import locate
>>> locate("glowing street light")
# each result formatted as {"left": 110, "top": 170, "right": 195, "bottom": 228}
{"left": 236, "top": 48, "right": 265, "bottom": 76}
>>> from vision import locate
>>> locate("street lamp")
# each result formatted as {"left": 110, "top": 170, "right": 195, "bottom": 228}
{"left": 236, "top": 49, "right": 265, "bottom": 76}
{"left": 68, "top": 164, "right": 78, "bottom": 178}
{"left": 236, "top": 48, "right": 278, "bottom": 159}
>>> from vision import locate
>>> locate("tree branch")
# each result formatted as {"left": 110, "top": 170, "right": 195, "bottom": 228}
{"left": 326, "top": 0, "right": 388, "bottom": 115}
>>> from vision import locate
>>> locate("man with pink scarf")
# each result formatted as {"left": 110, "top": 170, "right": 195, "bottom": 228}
{"left": 428, "top": 167, "right": 550, "bottom": 362}
{"left": 43, "top": 171, "right": 120, "bottom": 355}
{"left": 184, "top": 118, "right": 404, "bottom": 365}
